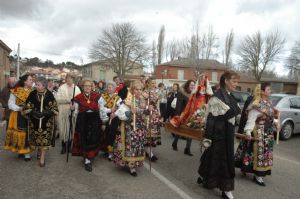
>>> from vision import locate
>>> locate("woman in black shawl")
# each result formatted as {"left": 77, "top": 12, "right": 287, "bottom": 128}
{"left": 23, "top": 77, "right": 58, "bottom": 167}
{"left": 197, "top": 71, "right": 240, "bottom": 199}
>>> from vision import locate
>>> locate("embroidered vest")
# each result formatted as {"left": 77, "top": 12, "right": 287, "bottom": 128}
{"left": 102, "top": 93, "right": 119, "bottom": 108}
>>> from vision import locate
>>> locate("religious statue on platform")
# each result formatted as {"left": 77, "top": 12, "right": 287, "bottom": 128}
{"left": 170, "top": 73, "right": 213, "bottom": 129}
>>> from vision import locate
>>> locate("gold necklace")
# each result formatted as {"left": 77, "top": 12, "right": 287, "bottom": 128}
{"left": 84, "top": 93, "right": 91, "bottom": 104}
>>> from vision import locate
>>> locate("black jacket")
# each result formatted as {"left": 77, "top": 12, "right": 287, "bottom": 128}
{"left": 166, "top": 88, "right": 190, "bottom": 118}
{"left": 203, "top": 88, "right": 241, "bottom": 177}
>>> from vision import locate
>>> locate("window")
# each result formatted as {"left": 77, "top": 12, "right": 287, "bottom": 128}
{"left": 278, "top": 98, "right": 290, "bottom": 108}
{"left": 99, "top": 69, "right": 106, "bottom": 80}
{"left": 270, "top": 96, "right": 283, "bottom": 106}
{"left": 178, "top": 70, "right": 184, "bottom": 80}
{"left": 212, "top": 72, "right": 218, "bottom": 82}
{"left": 290, "top": 97, "right": 300, "bottom": 108}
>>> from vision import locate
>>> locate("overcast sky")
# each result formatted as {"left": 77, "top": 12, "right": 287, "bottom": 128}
{"left": 0, "top": 0, "right": 299, "bottom": 74}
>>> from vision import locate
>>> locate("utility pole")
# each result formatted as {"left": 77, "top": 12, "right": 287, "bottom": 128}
{"left": 16, "top": 43, "right": 20, "bottom": 80}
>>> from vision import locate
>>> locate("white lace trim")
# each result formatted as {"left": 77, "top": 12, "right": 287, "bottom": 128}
{"left": 204, "top": 97, "right": 235, "bottom": 125}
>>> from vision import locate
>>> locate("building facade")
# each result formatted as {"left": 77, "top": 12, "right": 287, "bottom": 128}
{"left": 82, "top": 60, "right": 144, "bottom": 81}
{"left": 154, "top": 58, "right": 229, "bottom": 87}
{"left": 155, "top": 58, "right": 299, "bottom": 94}
{"left": 0, "top": 40, "right": 12, "bottom": 90}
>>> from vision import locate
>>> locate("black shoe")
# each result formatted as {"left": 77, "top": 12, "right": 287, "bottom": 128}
{"left": 184, "top": 148, "right": 193, "bottom": 156}
{"left": 129, "top": 170, "right": 137, "bottom": 177}
{"left": 150, "top": 155, "right": 158, "bottom": 162}
{"left": 197, "top": 177, "right": 203, "bottom": 184}
{"left": 18, "top": 154, "right": 25, "bottom": 158}
{"left": 24, "top": 156, "right": 31, "bottom": 162}
{"left": 84, "top": 163, "right": 92, "bottom": 172}
{"left": 221, "top": 191, "right": 231, "bottom": 199}
{"left": 253, "top": 176, "right": 266, "bottom": 186}
{"left": 107, "top": 154, "right": 113, "bottom": 161}
{"left": 61, "top": 141, "right": 66, "bottom": 154}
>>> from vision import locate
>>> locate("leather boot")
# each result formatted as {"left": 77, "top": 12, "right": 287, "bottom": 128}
{"left": 184, "top": 148, "right": 193, "bottom": 156}
{"left": 172, "top": 140, "right": 178, "bottom": 151}
{"left": 61, "top": 141, "right": 66, "bottom": 154}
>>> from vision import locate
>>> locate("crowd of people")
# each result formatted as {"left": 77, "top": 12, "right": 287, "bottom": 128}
{"left": 0, "top": 71, "right": 279, "bottom": 199}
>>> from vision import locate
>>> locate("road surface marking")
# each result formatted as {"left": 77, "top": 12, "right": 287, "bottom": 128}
{"left": 275, "top": 154, "right": 300, "bottom": 166}
{"left": 144, "top": 162, "right": 194, "bottom": 199}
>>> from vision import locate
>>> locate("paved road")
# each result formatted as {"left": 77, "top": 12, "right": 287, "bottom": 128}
{"left": 0, "top": 127, "right": 300, "bottom": 199}
{"left": 153, "top": 130, "right": 300, "bottom": 199}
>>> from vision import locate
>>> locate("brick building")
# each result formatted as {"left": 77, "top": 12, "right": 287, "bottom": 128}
{"left": 154, "top": 58, "right": 298, "bottom": 94}
{"left": 154, "top": 58, "right": 229, "bottom": 86}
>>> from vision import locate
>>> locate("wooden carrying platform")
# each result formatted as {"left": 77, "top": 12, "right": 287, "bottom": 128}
{"left": 164, "top": 122, "right": 204, "bottom": 141}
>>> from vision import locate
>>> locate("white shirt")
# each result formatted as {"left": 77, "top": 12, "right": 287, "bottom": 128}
{"left": 8, "top": 94, "right": 22, "bottom": 111}
{"left": 244, "top": 109, "right": 262, "bottom": 136}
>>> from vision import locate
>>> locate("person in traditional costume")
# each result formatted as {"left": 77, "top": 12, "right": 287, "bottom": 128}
{"left": 139, "top": 75, "right": 147, "bottom": 88}
{"left": 56, "top": 74, "right": 81, "bottom": 154}
{"left": 234, "top": 82, "right": 279, "bottom": 186}
{"left": 71, "top": 79, "right": 101, "bottom": 172}
{"left": 157, "top": 83, "right": 168, "bottom": 122}
{"left": 197, "top": 71, "right": 240, "bottom": 199}
{"left": 113, "top": 76, "right": 123, "bottom": 93}
{"left": 97, "top": 80, "right": 105, "bottom": 94}
{"left": 169, "top": 80, "right": 195, "bottom": 155}
{"left": 0, "top": 77, "right": 17, "bottom": 122}
{"left": 113, "top": 81, "right": 148, "bottom": 176}
{"left": 4, "top": 74, "right": 33, "bottom": 161}
{"left": 170, "top": 75, "right": 213, "bottom": 128}
{"left": 143, "top": 78, "right": 161, "bottom": 162}
{"left": 22, "top": 77, "right": 58, "bottom": 167}
{"left": 98, "top": 81, "right": 119, "bottom": 160}
{"left": 166, "top": 83, "right": 180, "bottom": 120}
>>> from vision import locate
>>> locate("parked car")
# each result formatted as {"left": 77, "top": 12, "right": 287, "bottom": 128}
{"left": 232, "top": 91, "right": 251, "bottom": 125}
{"left": 270, "top": 94, "right": 300, "bottom": 140}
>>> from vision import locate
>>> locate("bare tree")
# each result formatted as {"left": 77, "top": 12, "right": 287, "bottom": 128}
{"left": 165, "top": 38, "right": 190, "bottom": 61}
{"left": 157, "top": 25, "right": 165, "bottom": 64}
{"left": 286, "top": 41, "right": 300, "bottom": 80}
{"left": 178, "top": 38, "right": 191, "bottom": 58}
{"left": 202, "top": 25, "right": 219, "bottom": 60}
{"left": 188, "top": 24, "right": 219, "bottom": 75}
{"left": 152, "top": 40, "right": 157, "bottom": 72}
{"left": 224, "top": 29, "right": 234, "bottom": 66}
{"left": 89, "top": 22, "right": 149, "bottom": 78}
{"left": 261, "top": 68, "right": 278, "bottom": 78}
{"left": 165, "top": 40, "right": 180, "bottom": 61}
{"left": 238, "top": 30, "right": 285, "bottom": 81}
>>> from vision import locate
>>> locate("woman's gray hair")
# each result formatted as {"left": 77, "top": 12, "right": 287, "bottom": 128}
{"left": 36, "top": 77, "right": 48, "bottom": 88}
{"left": 106, "top": 80, "right": 117, "bottom": 89}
